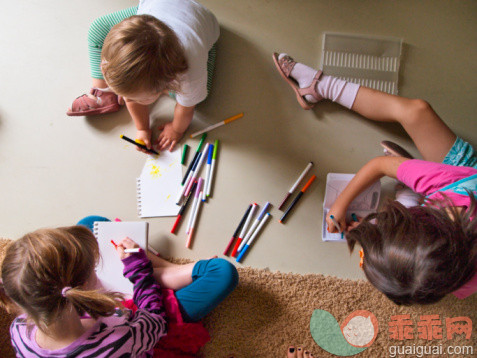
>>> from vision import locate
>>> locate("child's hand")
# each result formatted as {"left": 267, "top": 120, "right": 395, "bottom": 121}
{"left": 135, "top": 129, "right": 153, "bottom": 154}
{"left": 326, "top": 207, "right": 347, "bottom": 234}
{"left": 116, "top": 237, "right": 140, "bottom": 260}
{"left": 156, "top": 122, "right": 184, "bottom": 151}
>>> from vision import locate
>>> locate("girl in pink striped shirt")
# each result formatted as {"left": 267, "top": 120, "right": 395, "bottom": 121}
{"left": 1, "top": 225, "right": 237, "bottom": 357}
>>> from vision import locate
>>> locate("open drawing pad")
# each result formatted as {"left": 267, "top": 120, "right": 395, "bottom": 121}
{"left": 322, "top": 173, "right": 381, "bottom": 242}
{"left": 94, "top": 221, "right": 149, "bottom": 296}
{"left": 137, "top": 150, "right": 182, "bottom": 217}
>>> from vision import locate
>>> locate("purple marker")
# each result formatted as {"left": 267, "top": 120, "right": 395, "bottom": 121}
{"left": 186, "top": 178, "right": 204, "bottom": 247}
{"left": 237, "top": 201, "right": 270, "bottom": 252}
{"left": 185, "top": 143, "right": 210, "bottom": 197}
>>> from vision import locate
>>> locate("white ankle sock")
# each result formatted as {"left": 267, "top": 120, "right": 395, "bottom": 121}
{"left": 280, "top": 53, "right": 360, "bottom": 109}
{"left": 317, "top": 76, "right": 360, "bottom": 109}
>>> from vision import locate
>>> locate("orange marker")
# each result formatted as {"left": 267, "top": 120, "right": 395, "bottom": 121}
{"left": 279, "top": 175, "right": 316, "bottom": 223}
{"left": 189, "top": 113, "right": 244, "bottom": 138}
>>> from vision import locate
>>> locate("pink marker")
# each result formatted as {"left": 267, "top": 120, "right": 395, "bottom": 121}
{"left": 184, "top": 143, "right": 210, "bottom": 197}
{"left": 186, "top": 178, "right": 204, "bottom": 248}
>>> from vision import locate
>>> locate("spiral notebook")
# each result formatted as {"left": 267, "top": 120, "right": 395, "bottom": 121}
{"left": 137, "top": 151, "right": 182, "bottom": 217}
{"left": 93, "top": 221, "right": 149, "bottom": 295}
{"left": 322, "top": 173, "right": 381, "bottom": 242}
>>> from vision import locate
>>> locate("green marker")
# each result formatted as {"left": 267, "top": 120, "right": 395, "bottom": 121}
{"left": 206, "top": 139, "right": 219, "bottom": 197}
{"left": 181, "top": 144, "right": 189, "bottom": 165}
{"left": 197, "top": 133, "right": 207, "bottom": 152}
{"left": 181, "top": 133, "right": 207, "bottom": 185}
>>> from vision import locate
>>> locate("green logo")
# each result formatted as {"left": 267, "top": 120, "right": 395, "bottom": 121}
{"left": 310, "top": 309, "right": 379, "bottom": 356}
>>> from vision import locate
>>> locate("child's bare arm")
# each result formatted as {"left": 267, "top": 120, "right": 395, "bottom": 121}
{"left": 327, "top": 156, "right": 409, "bottom": 232}
{"left": 157, "top": 103, "right": 194, "bottom": 151}
{"left": 126, "top": 100, "right": 152, "bottom": 153}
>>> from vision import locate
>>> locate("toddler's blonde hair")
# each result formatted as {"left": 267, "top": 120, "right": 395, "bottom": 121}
{"left": 0, "top": 226, "right": 125, "bottom": 333}
{"left": 101, "top": 15, "right": 188, "bottom": 96}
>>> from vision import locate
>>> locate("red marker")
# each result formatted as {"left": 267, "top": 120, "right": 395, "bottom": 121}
{"left": 279, "top": 175, "right": 316, "bottom": 224}
{"left": 231, "top": 203, "right": 258, "bottom": 257}
{"left": 171, "top": 181, "right": 197, "bottom": 234}
{"left": 224, "top": 204, "right": 252, "bottom": 255}
{"left": 110, "top": 240, "right": 118, "bottom": 249}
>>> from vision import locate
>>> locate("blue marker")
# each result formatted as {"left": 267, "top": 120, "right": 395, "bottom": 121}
{"left": 203, "top": 144, "right": 214, "bottom": 201}
{"left": 329, "top": 215, "right": 344, "bottom": 239}
{"left": 237, "top": 202, "right": 270, "bottom": 253}
{"left": 236, "top": 213, "right": 271, "bottom": 263}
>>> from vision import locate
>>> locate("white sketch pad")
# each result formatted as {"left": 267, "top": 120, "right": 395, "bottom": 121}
{"left": 94, "top": 221, "right": 148, "bottom": 297}
{"left": 137, "top": 150, "right": 182, "bottom": 217}
{"left": 322, "top": 173, "right": 381, "bottom": 242}
{"left": 321, "top": 32, "right": 403, "bottom": 95}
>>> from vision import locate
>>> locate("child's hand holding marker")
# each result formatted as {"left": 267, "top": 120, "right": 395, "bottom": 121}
{"left": 326, "top": 211, "right": 361, "bottom": 235}
{"left": 135, "top": 129, "right": 154, "bottom": 154}
{"left": 112, "top": 237, "right": 141, "bottom": 260}
{"left": 120, "top": 134, "right": 159, "bottom": 155}
{"left": 326, "top": 210, "right": 346, "bottom": 234}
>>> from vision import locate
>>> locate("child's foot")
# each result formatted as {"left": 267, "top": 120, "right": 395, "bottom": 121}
{"left": 380, "top": 140, "right": 414, "bottom": 159}
{"left": 67, "top": 88, "right": 122, "bottom": 116}
{"left": 286, "top": 346, "right": 315, "bottom": 358}
{"left": 273, "top": 52, "right": 323, "bottom": 110}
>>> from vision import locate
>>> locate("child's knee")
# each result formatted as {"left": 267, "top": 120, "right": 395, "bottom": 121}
{"left": 405, "top": 99, "right": 433, "bottom": 125}
{"left": 209, "top": 258, "right": 239, "bottom": 292}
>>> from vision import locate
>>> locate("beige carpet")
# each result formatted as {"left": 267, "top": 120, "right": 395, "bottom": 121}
{"left": 1, "top": 238, "right": 475, "bottom": 357}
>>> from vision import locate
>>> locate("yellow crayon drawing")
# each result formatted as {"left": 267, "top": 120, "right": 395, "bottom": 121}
{"left": 149, "top": 164, "right": 162, "bottom": 178}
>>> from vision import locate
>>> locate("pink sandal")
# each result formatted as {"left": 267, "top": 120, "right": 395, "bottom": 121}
{"left": 272, "top": 52, "right": 323, "bottom": 110}
{"left": 67, "top": 88, "right": 121, "bottom": 116}
{"left": 380, "top": 140, "right": 414, "bottom": 159}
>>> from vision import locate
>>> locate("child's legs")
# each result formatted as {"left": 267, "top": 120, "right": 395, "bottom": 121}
{"left": 87, "top": 6, "right": 138, "bottom": 81}
{"left": 352, "top": 87, "right": 456, "bottom": 162}
{"left": 174, "top": 258, "right": 238, "bottom": 322}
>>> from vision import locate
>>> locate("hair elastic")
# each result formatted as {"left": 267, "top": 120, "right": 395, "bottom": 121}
{"left": 61, "top": 286, "right": 72, "bottom": 297}
{"left": 359, "top": 249, "right": 364, "bottom": 269}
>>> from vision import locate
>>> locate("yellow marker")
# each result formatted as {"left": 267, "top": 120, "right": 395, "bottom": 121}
{"left": 189, "top": 113, "right": 244, "bottom": 138}
{"left": 120, "top": 135, "right": 159, "bottom": 155}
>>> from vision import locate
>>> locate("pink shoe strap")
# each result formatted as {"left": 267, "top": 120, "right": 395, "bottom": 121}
{"left": 297, "top": 70, "right": 323, "bottom": 100}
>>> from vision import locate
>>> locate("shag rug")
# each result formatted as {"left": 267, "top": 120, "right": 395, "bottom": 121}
{"left": 1, "top": 238, "right": 475, "bottom": 357}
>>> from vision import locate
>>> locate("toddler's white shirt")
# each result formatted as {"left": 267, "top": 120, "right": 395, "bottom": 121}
{"left": 138, "top": 0, "right": 220, "bottom": 107}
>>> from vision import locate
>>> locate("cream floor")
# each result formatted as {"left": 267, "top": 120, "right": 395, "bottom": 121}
{"left": 0, "top": 0, "right": 476, "bottom": 279}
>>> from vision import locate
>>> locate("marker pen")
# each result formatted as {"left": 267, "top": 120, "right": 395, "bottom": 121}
{"left": 238, "top": 202, "right": 270, "bottom": 253}
{"left": 236, "top": 212, "right": 271, "bottom": 263}
{"left": 203, "top": 143, "right": 214, "bottom": 201}
{"left": 231, "top": 203, "right": 258, "bottom": 257}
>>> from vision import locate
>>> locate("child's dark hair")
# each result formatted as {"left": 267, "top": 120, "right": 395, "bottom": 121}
{"left": 0, "top": 226, "right": 125, "bottom": 333}
{"left": 101, "top": 14, "right": 188, "bottom": 96}
{"left": 346, "top": 196, "right": 476, "bottom": 305}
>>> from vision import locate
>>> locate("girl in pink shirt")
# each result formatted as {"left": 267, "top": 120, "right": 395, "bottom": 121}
{"left": 274, "top": 52, "right": 476, "bottom": 305}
